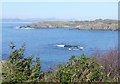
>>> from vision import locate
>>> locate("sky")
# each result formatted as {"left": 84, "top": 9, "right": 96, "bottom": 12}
{"left": 1, "top": 0, "right": 119, "bottom": 2}
{"left": 2, "top": 2, "right": 118, "bottom": 20}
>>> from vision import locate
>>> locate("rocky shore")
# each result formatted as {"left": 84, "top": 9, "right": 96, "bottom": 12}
{"left": 18, "top": 19, "right": 118, "bottom": 31}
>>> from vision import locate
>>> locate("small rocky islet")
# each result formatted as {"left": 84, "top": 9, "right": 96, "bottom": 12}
{"left": 17, "top": 19, "right": 118, "bottom": 31}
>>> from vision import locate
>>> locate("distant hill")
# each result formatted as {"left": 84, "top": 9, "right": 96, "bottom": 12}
{"left": 1, "top": 18, "right": 72, "bottom": 22}
{"left": 29, "top": 19, "right": 118, "bottom": 31}
{"left": 1, "top": 18, "right": 37, "bottom": 22}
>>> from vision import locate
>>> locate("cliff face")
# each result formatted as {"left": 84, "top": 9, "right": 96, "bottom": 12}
{"left": 30, "top": 19, "right": 118, "bottom": 30}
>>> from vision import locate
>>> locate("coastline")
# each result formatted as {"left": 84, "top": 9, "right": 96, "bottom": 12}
{"left": 17, "top": 19, "right": 118, "bottom": 31}
{"left": 17, "top": 27, "right": 118, "bottom": 31}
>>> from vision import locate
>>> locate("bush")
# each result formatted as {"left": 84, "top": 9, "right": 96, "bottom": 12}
{"left": 2, "top": 42, "right": 41, "bottom": 83}
{"left": 93, "top": 48, "right": 119, "bottom": 82}
{"left": 41, "top": 55, "right": 106, "bottom": 82}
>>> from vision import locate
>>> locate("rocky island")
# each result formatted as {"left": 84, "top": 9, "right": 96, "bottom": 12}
{"left": 18, "top": 19, "right": 118, "bottom": 31}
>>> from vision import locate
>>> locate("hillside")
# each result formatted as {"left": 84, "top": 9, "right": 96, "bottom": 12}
{"left": 29, "top": 19, "right": 118, "bottom": 31}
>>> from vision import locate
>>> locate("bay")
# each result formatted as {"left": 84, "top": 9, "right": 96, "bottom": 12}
{"left": 2, "top": 22, "right": 118, "bottom": 71}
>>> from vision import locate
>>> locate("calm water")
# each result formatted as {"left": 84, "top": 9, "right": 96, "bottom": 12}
{"left": 2, "top": 22, "right": 118, "bottom": 71}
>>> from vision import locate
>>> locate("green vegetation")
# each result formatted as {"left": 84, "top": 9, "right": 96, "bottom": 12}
{"left": 2, "top": 42, "right": 41, "bottom": 83}
{"left": 30, "top": 19, "right": 118, "bottom": 31}
{"left": 41, "top": 55, "right": 105, "bottom": 82}
{"left": 1, "top": 43, "right": 119, "bottom": 83}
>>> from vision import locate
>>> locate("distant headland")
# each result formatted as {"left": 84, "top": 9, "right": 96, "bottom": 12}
{"left": 17, "top": 19, "right": 118, "bottom": 31}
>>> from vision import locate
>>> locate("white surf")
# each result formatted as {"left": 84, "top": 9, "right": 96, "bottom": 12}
{"left": 56, "top": 45, "right": 65, "bottom": 48}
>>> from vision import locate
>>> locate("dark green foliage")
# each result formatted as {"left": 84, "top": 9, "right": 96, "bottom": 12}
{"left": 2, "top": 43, "right": 41, "bottom": 83}
{"left": 30, "top": 58, "right": 41, "bottom": 81}
{"left": 41, "top": 54, "right": 106, "bottom": 82}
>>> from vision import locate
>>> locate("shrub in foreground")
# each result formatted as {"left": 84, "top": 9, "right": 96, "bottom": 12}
{"left": 2, "top": 43, "right": 41, "bottom": 83}
{"left": 41, "top": 55, "right": 106, "bottom": 82}
{"left": 93, "top": 48, "right": 119, "bottom": 82}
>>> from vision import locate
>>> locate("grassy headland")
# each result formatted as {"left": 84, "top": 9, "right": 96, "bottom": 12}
{"left": 28, "top": 19, "right": 118, "bottom": 31}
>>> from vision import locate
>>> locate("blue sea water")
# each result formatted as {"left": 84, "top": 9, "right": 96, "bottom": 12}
{"left": 2, "top": 22, "right": 118, "bottom": 71}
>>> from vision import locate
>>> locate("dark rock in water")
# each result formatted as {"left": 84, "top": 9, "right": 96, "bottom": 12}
{"left": 64, "top": 45, "right": 79, "bottom": 48}
{"left": 64, "top": 45, "right": 83, "bottom": 50}
{"left": 17, "top": 25, "right": 31, "bottom": 29}
{"left": 55, "top": 44, "right": 84, "bottom": 50}
{"left": 26, "top": 26, "right": 31, "bottom": 27}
